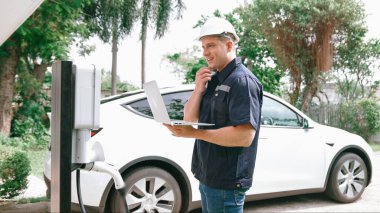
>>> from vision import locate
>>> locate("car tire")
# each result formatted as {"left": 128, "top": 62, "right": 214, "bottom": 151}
{"left": 326, "top": 153, "right": 368, "bottom": 203}
{"left": 110, "top": 166, "right": 182, "bottom": 213}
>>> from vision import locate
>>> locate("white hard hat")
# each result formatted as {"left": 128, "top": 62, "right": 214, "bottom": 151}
{"left": 197, "top": 17, "right": 239, "bottom": 43}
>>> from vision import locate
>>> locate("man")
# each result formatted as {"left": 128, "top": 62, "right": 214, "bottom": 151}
{"left": 164, "top": 17, "right": 263, "bottom": 213}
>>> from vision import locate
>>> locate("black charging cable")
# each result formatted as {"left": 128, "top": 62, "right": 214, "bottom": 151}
{"left": 76, "top": 169, "right": 86, "bottom": 213}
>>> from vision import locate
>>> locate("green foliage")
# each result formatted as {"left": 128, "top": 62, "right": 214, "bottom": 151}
{"left": 11, "top": 71, "right": 50, "bottom": 149}
{"left": 138, "top": 0, "right": 185, "bottom": 40}
{"left": 249, "top": 0, "right": 366, "bottom": 110}
{"left": 167, "top": 10, "right": 285, "bottom": 95}
{"left": 44, "top": 71, "right": 52, "bottom": 89}
{"left": 0, "top": 135, "right": 46, "bottom": 179}
{"left": 17, "top": 0, "right": 90, "bottom": 63}
{"left": 0, "top": 145, "right": 31, "bottom": 199}
{"left": 369, "top": 143, "right": 380, "bottom": 152}
{"left": 0, "top": 134, "right": 24, "bottom": 147}
{"left": 17, "top": 196, "right": 49, "bottom": 204}
{"left": 0, "top": 1, "right": 91, "bottom": 137}
{"left": 101, "top": 69, "right": 138, "bottom": 92}
{"left": 165, "top": 47, "right": 207, "bottom": 84}
{"left": 334, "top": 36, "right": 380, "bottom": 101}
{"left": 84, "top": 0, "right": 143, "bottom": 93}
{"left": 83, "top": 0, "right": 138, "bottom": 42}
{"left": 338, "top": 99, "right": 380, "bottom": 141}
{"left": 185, "top": 57, "right": 208, "bottom": 84}
{"left": 233, "top": 8, "right": 285, "bottom": 95}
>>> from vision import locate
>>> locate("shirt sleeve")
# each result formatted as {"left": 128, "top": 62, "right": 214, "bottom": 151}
{"left": 228, "top": 75, "right": 262, "bottom": 130}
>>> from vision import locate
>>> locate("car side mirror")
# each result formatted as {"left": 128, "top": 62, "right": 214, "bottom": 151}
{"left": 303, "top": 119, "right": 309, "bottom": 129}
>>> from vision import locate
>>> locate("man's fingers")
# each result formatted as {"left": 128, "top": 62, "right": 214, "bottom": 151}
{"left": 163, "top": 123, "right": 176, "bottom": 135}
{"left": 196, "top": 68, "right": 212, "bottom": 77}
{"left": 197, "top": 72, "right": 212, "bottom": 83}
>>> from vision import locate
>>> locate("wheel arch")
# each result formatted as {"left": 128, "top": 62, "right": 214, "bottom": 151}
{"left": 98, "top": 156, "right": 192, "bottom": 213}
{"left": 323, "top": 145, "right": 373, "bottom": 190}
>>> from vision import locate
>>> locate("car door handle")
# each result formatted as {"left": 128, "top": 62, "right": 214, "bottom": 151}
{"left": 259, "top": 137, "right": 268, "bottom": 140}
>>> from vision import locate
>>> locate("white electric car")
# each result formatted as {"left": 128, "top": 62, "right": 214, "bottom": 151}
{"left": 44, "top": 84, "right": 374, "bottom": 212}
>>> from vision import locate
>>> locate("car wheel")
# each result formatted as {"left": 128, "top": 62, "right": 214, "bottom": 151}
{"left": 326, "top": 153, "right": 368, "bottom": 203}
{"left": 110, "top": 166, "right": 182, "bottom": 213}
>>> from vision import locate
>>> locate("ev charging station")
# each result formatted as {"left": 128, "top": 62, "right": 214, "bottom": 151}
{"left": 51, "top": 61, "right": 128, "bottom": 212}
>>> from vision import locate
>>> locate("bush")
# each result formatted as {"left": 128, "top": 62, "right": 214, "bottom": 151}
{"left": 11, "top": 116, "right": 49, "bottom": 150}
{"left": 11, "top": 70, "right": 50, "bottom": 149}
{"left": 0, "top": 145, "right": 31, "bottom": 199}
{"left": 338, "top": 99, "right": 380, "bottom": 141}
{"left": 0, "top": 133, "right": 24, "bottom": 147}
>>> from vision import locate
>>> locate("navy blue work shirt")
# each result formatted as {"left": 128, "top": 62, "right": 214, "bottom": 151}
{"left": 191, "top": 57, "right": 263, "bottom": 190}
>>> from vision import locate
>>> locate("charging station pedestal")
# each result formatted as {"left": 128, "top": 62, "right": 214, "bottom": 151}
{"left": 51, "top": 61, "right": 75, "bottom": 212}
{"left": 51, "top": 60, "right": 100, "bottom": 211}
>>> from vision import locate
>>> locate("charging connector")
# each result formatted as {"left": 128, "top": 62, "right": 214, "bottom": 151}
{"left": 77, "top": 162, "right": 130, "bottom": 213}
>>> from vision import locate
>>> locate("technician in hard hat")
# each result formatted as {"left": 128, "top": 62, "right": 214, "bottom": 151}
{"left": 164, "top": 17, "right": 263, "bottom": 213}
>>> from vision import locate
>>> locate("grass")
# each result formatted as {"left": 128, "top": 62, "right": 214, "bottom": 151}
{"left": 27, "top": 149, "right": 47, "bottom": 179}
{"left": 369, "top": 142, "right": 380, "bottom": 152}
{"left": 17, "top": 196, "right": 49, "bottom": 204}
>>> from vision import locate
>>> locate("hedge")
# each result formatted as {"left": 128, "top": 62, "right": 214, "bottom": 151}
{"left": 0, "top": 144, "right": 31, "bottom": 199}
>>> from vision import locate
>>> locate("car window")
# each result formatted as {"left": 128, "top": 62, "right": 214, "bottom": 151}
{"left": 127, "top": 91, "right": 192, "bottom": 120}
{"left": 261, "top": 96, "right": 303, "bottom": 127}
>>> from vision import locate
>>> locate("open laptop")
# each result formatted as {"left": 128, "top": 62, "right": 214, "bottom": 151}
{"left": 143, "top": 80, "right": 214, "bottom": 126}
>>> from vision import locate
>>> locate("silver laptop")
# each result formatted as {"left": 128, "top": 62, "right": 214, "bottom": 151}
{"left": 143, "top": 80, "right": 214, "bottom": 126}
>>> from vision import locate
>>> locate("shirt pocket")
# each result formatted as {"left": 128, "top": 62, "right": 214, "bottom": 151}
{"left": 212, "top": 90, "right": 229, "bottom": 126}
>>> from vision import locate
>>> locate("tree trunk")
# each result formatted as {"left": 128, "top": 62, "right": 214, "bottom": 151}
{"left": 111, "top": 34, "right": 118, "bottom": 95}
{"left": 34, "top": 61, "right": 48, "bottom": 83}
{"left": 315, "top": 24, "right": 333, "bottom": 72}
{"left": 289, "top": 74, "right": 301, "bottom": 106}
{"left": 287, "top": 64, "right": 302, "bottom": 106}
{"left": 301, "top": 70, "right": 320, "bottom": 113}
{"left": 141, "top": 25, "right": 147, "bottom": 88}
{"left": 0, "top": 46, "right": 19, "bottom": 136}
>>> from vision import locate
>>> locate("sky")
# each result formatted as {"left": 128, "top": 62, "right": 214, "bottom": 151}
{"left": 69, "top": 0, "right": 380, "bottom": 88}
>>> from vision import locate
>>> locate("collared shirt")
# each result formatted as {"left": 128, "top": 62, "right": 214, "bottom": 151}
{"left": 191, "top": 57, "right": 263, "bottom": 190}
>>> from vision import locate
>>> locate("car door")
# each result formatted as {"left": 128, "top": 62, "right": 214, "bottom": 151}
{"left": 251, "top": 96, "right": 326, "bottom": 194}
{"left": 127, "top": 90, "right": 203, "bottom": 200}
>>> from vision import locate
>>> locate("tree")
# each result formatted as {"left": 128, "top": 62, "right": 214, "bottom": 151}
{"left": 167, "top": 10, "right": 284, "bottom": 95}
{"left": 138, "top": 0, "right": 185, "bottom": 87}
{"left": 21, "top": 1, "right": 90, "bottom": 83}
{"left": 334, "top": 28, "right": 380, "bottom": 101}
{"left": 100, "top": 68, "right": 138, "bottom": 93}
{"left": 84, "top": 0, "right": 139, "bottom": 95}
{"left": 0, "top": 41, "right": 18, "bottom": 136}
{"left": 0, "top": 0, "right": 87, "bottom": 135}
{"left": 250, "top": 0, "right": 366, "bottom": 111}
{"left": 233, "top": 8, "right": 285, "bottom": 95}
{"left": 165, "top": 46, "right": 207, "bottom": 83}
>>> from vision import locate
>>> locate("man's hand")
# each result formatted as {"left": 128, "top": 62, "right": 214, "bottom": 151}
{"left": 164, "top": 123, "right": 255, "bottom": 147}
{"left": 163, "top": 124, "right": 196, "bottom": 138}
{"left": 194, "top": 67, "right": 212, "bottom": 94}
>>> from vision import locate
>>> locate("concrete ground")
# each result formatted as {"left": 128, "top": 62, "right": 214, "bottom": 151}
{"left": 19, "top": 175, "right": 47, "bottom": 198}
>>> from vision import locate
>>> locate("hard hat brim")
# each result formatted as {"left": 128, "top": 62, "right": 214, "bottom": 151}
{"left": 195, "top": 33, "right": 239, "bottom": 43}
